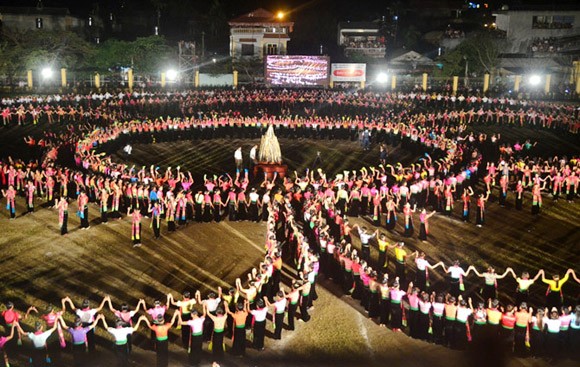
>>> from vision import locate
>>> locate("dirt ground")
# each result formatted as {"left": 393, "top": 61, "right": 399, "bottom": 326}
{"left": 0, "top": 126, "right": 578, "bottom": 367}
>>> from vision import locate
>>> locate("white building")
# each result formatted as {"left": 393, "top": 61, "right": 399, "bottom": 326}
{"left": 228, "top": 8, "right": 294, "bottom": 59}
{"left": 493, "top": 8, "right": 580, "bottom": 54}
{"left": 337, "top": 21, "right": 386, "bottom": 59}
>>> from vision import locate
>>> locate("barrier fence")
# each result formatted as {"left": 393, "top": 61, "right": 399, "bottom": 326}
{"left": 0, "top": 69, "right": 578, "bottom": 99}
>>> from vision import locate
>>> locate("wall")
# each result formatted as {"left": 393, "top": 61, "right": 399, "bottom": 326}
{"left": 494, "top": 11, "right": 580, "bottom": 53}
{"left": 199, "top": 73, "right": 234, "bottom": 86}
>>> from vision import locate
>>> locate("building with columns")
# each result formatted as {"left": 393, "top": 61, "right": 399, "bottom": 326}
{"left": 228, "top": 8, "right": 294, "bottom": 59}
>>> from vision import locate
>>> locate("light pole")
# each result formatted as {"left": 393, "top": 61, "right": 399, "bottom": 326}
{"left": 277, "top": 11, "right": 284, "bottom": 55}
{"left": 463, "top": 56, "right": 469, "bottom": 88}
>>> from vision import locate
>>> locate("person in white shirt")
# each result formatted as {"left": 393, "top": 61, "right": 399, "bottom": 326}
{"left": 264, "top": 291, "right": 287, "bottom": 340}
{"left": 178, "top": 308, "right": 206, "bottom": 365}
{"left": 443, "top": 261, "right": 467, "bottom": 298}
{"left": 250, "top": 299, "right": 268, "bottom": 350}
{"left": 62, "top": 296, "right": 107, "bottom": 352}
{"left": 234, "top": 147, "right": 243, "bottom": 171}
{"left": 352, "top": 225, "right": 378, "bottom": 263}
{"left": 543, "top": 308, "right": 562, "bottom": 359}
{"left": 19, "top": 320, "right": 59, "bottom": 366}
{"left": 100, "top": 316, "right": 145, "bottom": 367}
{"left": 455, "top": 297, "right": 473, "bottom": 350}
{"left": 196, "top": 288, "right": 222, "bottom": 342}
{"left": 249, "top": 145, "right": 258, "bottom": 165}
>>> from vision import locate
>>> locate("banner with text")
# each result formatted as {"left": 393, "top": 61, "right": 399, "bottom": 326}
{"left": 330, "top": 63, "right": 366, "bottom": 82}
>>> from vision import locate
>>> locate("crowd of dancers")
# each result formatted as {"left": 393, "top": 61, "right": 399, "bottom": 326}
{"left": 0, "top": 88, "right": 578, "bottom": 367}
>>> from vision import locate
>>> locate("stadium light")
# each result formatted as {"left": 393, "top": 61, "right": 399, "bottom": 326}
{"left": 376, "top": 72, "right": 389, "bottom": 83}
{"left": 41, "top": 67, "right": 54, "bottom": 79}
{"left": 277, "top": 11, "right": 284, "bottom": 20}
{"left": 528, "top": 74, "right": 542, "bottom": 86}
{"left": 166, "top": 69, "right": 178, "bottom": 81}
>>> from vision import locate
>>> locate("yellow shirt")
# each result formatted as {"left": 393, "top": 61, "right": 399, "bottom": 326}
{"left": 394, "top": 248, "right": 407, "bottom": 263}
{"left": 487, "top": 309, "right": 502, "bottom": 324}
{"left": 378, "top": 239, "right": 389, "bottom": 252}
{"left": 542, "top": 274, "right": 569, "bottom": 291}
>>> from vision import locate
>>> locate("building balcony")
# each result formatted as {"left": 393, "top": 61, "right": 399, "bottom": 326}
{"left": 344, "top": 46, "right": 386, "bottom": 58}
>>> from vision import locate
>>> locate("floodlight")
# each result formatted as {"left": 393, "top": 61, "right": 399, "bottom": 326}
{"left": 41, "top": 67, "right": 54, "bottom": 79}
{"left": 528, "top": 75, "right": 541, "bottom": 86}
{"left": 376, "top": 73, "right": 389, "bottom": 83}
{"left": 166, "top": 69, "right": 178, "bottom": 81}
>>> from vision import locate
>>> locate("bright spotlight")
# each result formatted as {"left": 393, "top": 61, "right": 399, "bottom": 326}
{"left": 277, "top": 11, "right": 284, "bottom": 20}
{"left": 212, "top": 58, "right": 217, "bottom": 63}
{"left": 376, "top": 72, "right": 389, "bottom": 83}
{"left": 41, "top": 67, "right": 53, "bottom": 79}
{"left": 166, "top": 69, "right": 178, "bottom": 81}
{"left": 528, "top": 75, "right": 542, "bottom": 86}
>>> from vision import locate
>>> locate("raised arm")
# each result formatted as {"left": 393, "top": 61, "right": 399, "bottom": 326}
{"left": 571, "top": 269, "right": 580, "bottom": 284}
{"left": 223, "top": 302, "right": 234, "bottom": 317}
{"left": 167, "top": 293, "right": 177, "bottom": 307}
{"left": 100, "top": 315, "right": 109, "bottom": 329}
{"left": 57, "top": 316, "right": 69, "bottom": 330}
{"left": 134, "top": 299, "right": 145, "bottom": 314}
{"left": 540, "top": 270, "right": 548, "bottom": 283}
{"left": 169, "top": 311, "right": 179, "bottom": 327}
{"left": 24, "top": 305, "right": 38, "bottom": 320}
{"left": 429, "top": 261, "right": 445, "bottom": 270}
{"left": 106, "top": 296, "right": 116, "bottom": 313}
{"left": 204, "top": 304, "right": 216, "bottom": 322}
{"left": 263, "top": 296, "right": 273, "bottom": 308}
{"left": 466, "top": 266, "right": 480, "bottom": 277}
{"left": 89, "top": 315, "right": 103, "bottom": 330}
{"left": 62, "top": 296, "right": 76, "bottom": 311}
{"left": 497, "top": 268, "right": 511, "bottom": 279}
{"left": 137, "top": 315, "right": 152, "bottom": 330}
{"left": 95, "top": 296, "right": 108, "bottom": 312}
{"left": 4, "top": 324, "right": 16, "bottom": 342}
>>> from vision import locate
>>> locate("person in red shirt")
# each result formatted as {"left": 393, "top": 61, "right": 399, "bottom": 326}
{"left": 500, "top": 304, "right": 517, "bottom": 353}
{"left": 1, "top": 302, "right": 36, "bottom": 357}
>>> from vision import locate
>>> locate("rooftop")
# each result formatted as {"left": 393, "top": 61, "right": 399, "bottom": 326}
{"left": 228, "top": 8, "right": 293, "bottom": 27}
{"left": 338, "top": 21, "right": 381, "bottom": 30}
{"left": 0, "top": 6, "right": 71, "bottom": 16}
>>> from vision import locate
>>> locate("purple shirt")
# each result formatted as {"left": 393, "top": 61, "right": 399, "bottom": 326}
{"left": 68, "top": 327, "right": 90, "bottom": 344}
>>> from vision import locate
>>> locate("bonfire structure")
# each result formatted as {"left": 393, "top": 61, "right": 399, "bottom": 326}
{"left": 254, "top": 125, "right": 288, "bottom": 179}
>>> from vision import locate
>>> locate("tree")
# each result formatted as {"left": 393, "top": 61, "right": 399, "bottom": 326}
{"left": 435, "top": 32, "right": 503, "bottom": 78}
{"left": 402, "top": 25, "right": 421, "bottom": 49}
{"left": 130, "top": 36, "right": 175, "bottom": 73}
{"left": 461, "top": 32, "right": 503, "bottom": 75}
{"left": 90, "top": 36, "right": 175, "bottom": 74}
{"left": 434, "top": 49, "right": 465, "bottom": 78}
{"left": 90, "top": 39, "right": 133, "bottom": 72}
{"left": 0, "top": 29, "right": 95, "bottom": 86}
{"left": 233, "top": 57, "right": 263, "bottom": 83}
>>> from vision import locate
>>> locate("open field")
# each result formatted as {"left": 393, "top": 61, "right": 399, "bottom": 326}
{"left": 0, "top": 125, "right": 578, "bottom": 367}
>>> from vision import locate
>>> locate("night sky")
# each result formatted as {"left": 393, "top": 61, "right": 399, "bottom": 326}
{"left": 4, "top": 0, "right": 579, "bottom": 55}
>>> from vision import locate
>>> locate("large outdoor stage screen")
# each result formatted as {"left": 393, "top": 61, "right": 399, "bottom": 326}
{"left": 265, "top": 56, "right": 330, "bottom": 87}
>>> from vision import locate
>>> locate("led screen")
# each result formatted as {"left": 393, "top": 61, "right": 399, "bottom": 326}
{"left": 265, "top": 55, "right": 329, "bottom": 86}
